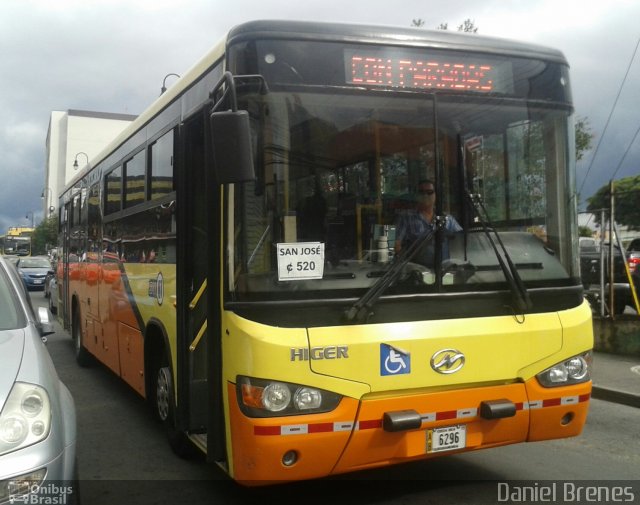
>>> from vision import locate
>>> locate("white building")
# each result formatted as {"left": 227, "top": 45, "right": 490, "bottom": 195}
{"left": 44, "top": 110, "right": 137, "bottom": 219}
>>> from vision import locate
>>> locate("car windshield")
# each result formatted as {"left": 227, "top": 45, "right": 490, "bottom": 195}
{"left": 19, "top": 258, "right": 51, "bottom": 269}
{"left": 0, "top": 264, "right": 23, "bottom": 330}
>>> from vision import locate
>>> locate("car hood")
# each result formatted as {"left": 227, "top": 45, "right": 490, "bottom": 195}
{"left": 0, "top": 329, "right": 25, "bottom": 409}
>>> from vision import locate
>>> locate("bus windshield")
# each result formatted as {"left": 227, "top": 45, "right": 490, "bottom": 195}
{"left": 227, "top": 41, "right": 577, "bottom": 303}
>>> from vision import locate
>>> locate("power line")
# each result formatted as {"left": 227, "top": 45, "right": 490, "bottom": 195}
{"left": 610, "top": 122, "right": 640, "bottom": 180}
{"left": 578, "top": 36, "right": 640, "bottom": 198}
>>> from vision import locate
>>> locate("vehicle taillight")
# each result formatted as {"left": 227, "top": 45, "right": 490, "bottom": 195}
{"left": 629, "top": 257, "right": 640, "bottom": 273}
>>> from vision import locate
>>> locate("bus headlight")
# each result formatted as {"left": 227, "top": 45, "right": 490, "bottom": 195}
{"left": 536, "top": 351, "right": 592, "bottom": 387}
{"left": 294, "top": 387, "right": 323, "bottom": 410}
{"left": 237, "top": 376, "right": 341, "bottom": 417}
{"left": 261, "top": 382, "right": 292, "bottom": 412}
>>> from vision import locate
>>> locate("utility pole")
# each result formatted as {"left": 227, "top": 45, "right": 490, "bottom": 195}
{"left": 609, "top": 180, "right": 615, "bottom": 319}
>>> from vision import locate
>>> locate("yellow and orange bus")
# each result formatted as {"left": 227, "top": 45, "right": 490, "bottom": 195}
{"left": 1, "top": 227, "right": 33, "bottom": 256}
{"left": 56, "top": 20, "right": 592, "bottom": 484}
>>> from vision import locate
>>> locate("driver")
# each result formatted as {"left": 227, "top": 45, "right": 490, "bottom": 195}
{"left": 394, "top": 179, "right": 462, "bottom": 268}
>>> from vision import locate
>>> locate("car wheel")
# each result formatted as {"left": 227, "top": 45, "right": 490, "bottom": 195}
{"left": 73, "top": 308, "right": 92, "bottom": 367}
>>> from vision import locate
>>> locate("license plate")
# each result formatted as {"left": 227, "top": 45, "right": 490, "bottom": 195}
{"left": 33, "top": 280, "right": 43, "bottom": 284}
{"left": 427, "top": 425, "right": 466, "bottom": 453}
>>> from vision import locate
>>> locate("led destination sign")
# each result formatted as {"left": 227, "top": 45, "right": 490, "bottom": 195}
{"left": 345, "top": 49, "right": 514, "bottom": 93}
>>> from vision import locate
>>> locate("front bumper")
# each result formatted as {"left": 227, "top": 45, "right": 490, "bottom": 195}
{"left": 22, "top": 278, "right": 46, "bottom": 290}
{"left": 0, "top": 439, "right": 77, "bottom": 504}
{"left": 227, "top": 378, "right": 591, "bottom": 484}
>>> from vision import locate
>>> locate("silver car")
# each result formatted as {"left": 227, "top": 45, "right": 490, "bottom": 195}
{"left": 0, "top": 256, "right": 78, "bottom": 504}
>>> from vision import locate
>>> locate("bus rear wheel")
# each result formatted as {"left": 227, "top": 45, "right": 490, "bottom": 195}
{"left": 73, "top": 308, "right": 92, "bottom": 367}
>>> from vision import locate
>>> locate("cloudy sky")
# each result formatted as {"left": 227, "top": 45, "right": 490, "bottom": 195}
{"left": 1, "top": 0, "right": 638, "bottom": 235}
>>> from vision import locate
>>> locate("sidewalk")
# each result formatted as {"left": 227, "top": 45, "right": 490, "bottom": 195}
{"left": 591, "top": 351, "right": 640, "bottom": 408}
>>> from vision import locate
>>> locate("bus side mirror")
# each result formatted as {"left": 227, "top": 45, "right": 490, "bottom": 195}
{"left": 210, "top": 110, "right": 255, "bottom": 184}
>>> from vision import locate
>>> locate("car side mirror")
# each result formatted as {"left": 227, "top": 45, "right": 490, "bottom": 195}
{"left": 210, "top": 110, "right": 255, "bottom": 184}
{"left": 37, "top": 306, "right": 55, "bottom": 337}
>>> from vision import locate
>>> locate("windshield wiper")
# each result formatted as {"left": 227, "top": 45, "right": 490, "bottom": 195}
{"left": 464, "top": 191, "right": 532, "bottom": 313}
{"left": 343, "top": 225, "right": 437, "bottom": 324}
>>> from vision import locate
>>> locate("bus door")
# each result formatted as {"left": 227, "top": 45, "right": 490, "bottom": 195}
{"left": 179, "top": 113, "right": 213, "bottom": 434}
{"left": 61, "top": 201, "right": 72, "bottom": 330}
{"left": 86, "top": 182, "right": 101, "bottom": 321}
{"left": 178, "top": 80, "right": 253, "bottom": 462}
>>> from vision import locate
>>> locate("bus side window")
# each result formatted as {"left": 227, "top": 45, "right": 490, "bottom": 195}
{"left": 150, "top": 129, "right": 175, "bottom": 200}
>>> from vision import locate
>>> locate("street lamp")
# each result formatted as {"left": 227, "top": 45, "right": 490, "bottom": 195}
{"left": 73, "top": 152, "right": 90, "bottom": 170}
{"left": 41, "top": 188, "right": 56, "bottom": 216}
{"left": 160, "top": 73, "right": 180, "bottom": 95}
{"left": 25, "top": 211, "right": 34, "bottom": 228}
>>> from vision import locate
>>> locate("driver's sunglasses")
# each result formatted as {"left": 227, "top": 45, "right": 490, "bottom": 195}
{"left": 418, "top": 189, "right": 435, "bottom": 195}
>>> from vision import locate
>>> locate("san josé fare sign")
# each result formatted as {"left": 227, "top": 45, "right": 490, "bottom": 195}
{"left": 277, "top": 242, "right": 325, "bottom": 281}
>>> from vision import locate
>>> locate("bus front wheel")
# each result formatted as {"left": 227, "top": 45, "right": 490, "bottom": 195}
{"left": 151, "top": 359, "right": 195, "bottom": 458}
{"left": 155, "top": 366, "right": 172, "bottom": 423}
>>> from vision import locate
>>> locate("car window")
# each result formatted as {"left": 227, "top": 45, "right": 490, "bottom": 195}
{"left": 0, "top": 264, "right": 25, "bottom": 330}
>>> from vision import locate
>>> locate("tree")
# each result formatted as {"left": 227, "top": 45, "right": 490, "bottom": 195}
{"left": 579, "top": 225, "right": 594, "bottom": 237}
{"left": 575, "top": 116, "right": 593, "bottom": 161}
{"left": 457, "top": 19, "right": 478, "bottom": 33}
{"left": 586, "top": 175, "right": 640, "bottom": 230}
{"left": 31, "top": 215, "right": 58, "bottom": 255}
{"left": 411, "top": 18, "right": 477, "bottom": 32}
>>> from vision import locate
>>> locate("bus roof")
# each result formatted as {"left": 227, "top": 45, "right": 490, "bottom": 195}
{"left": 64, "top": 19, "right": 568, "bottom": 194}
{"left": 228, "top": 20, "right": 569, "bottom": 65}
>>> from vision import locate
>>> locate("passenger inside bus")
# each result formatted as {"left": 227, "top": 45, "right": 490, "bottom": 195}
{"left": 394, "top": 179, "right": 462, "bottom": 268}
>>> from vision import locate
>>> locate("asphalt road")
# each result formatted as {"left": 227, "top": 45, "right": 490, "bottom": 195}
{"left": 32, "top": 292, "right": 640, "bottom": 505}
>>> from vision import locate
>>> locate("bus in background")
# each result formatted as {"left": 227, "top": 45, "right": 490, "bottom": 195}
{"left": 1, "top": 227, "right": 33, "bottom": 256}
{"left": 56, "top": 20, "right": 592, "bottom": 484}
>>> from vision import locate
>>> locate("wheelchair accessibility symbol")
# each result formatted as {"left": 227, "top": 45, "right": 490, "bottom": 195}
{"left": 380, "top": 343, "right": 411, "bottom": 376}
